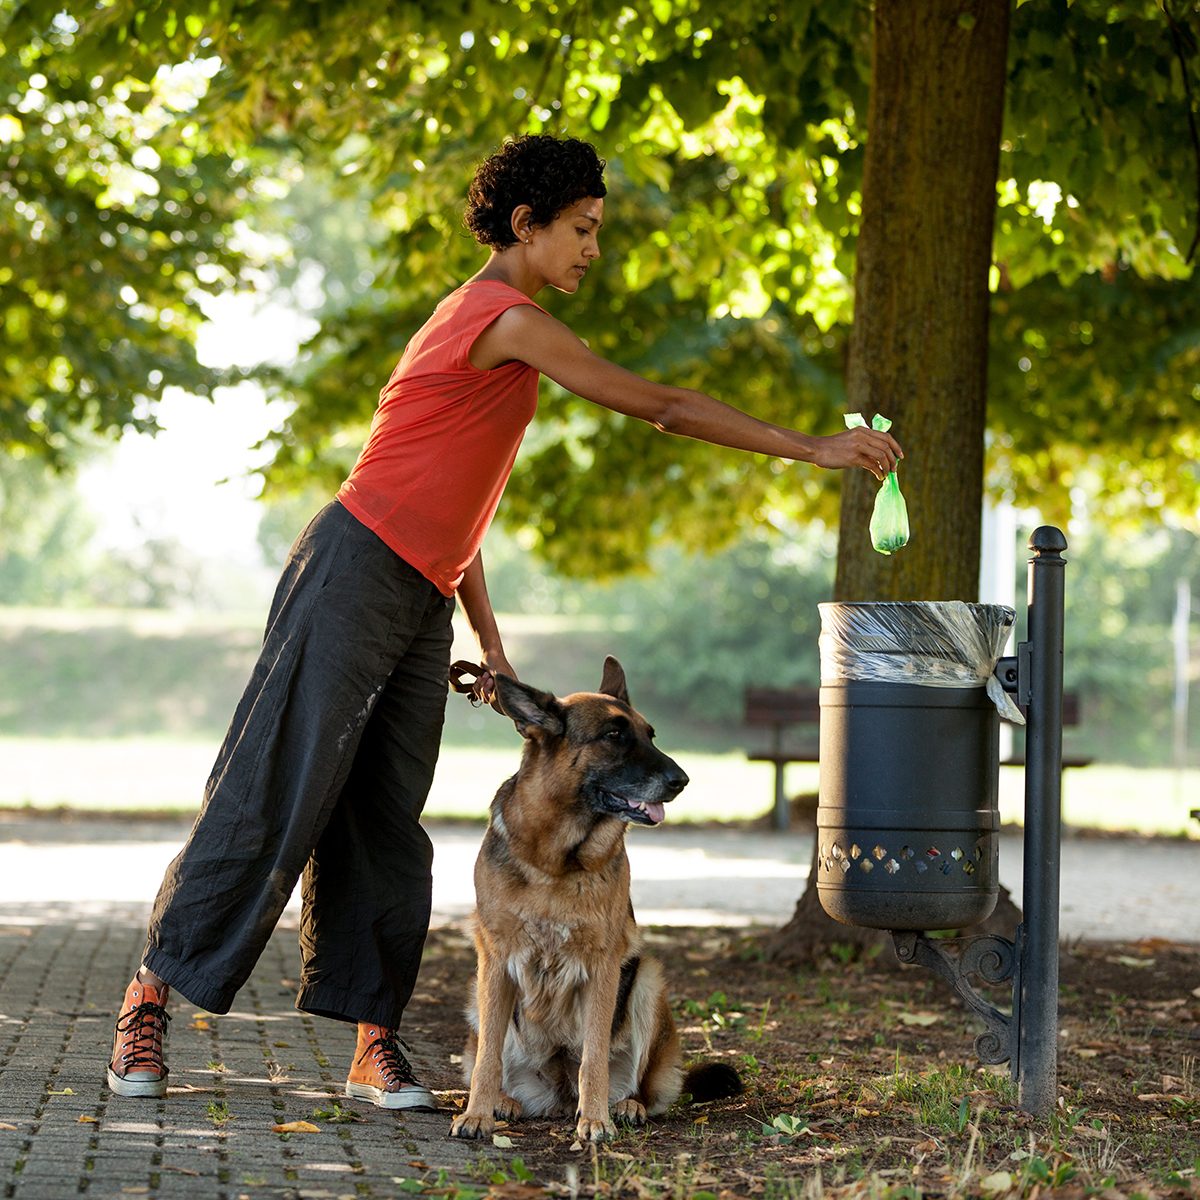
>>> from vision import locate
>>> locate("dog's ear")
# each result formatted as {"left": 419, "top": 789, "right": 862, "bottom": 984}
{"left": 494, "top": 675, "right": 565, "bottom": 739}
{"left": 598, "top": 656, "right": 629, "bottom": 705}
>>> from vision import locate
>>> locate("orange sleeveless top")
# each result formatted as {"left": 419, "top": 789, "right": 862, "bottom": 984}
{"left": 337, "top": 281, "right": 543, "bottom": 595}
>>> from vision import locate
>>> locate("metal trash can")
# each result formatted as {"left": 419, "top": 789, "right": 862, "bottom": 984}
{"left": 815, "top": 602, "right": 1022, "bottom": 931}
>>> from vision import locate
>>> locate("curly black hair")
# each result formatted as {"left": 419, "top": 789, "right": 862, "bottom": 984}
{"left": 464, "top": 134, "right": 607, "bottom": 249}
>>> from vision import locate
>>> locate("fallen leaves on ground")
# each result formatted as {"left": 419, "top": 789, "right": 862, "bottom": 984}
{"left": 399, "top": 926, "right": 1200, "bottom": 1197}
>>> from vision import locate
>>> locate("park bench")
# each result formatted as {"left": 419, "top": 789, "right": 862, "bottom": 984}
{"left": 744, "top": 684, "right": 1091, "bottom": 831}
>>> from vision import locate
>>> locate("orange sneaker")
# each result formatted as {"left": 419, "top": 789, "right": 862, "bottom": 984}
{"left": 107, "top": 975, "right": 171, "bottom": 1098}
{"left": 345, "top": 1024, "right": 437, "bottom": 1111}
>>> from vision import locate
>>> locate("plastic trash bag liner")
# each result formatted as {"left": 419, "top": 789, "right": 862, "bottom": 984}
{"left": 818, "top": 600, "right": 1024, "bottom": 723}
{"left": 845, "top": 412, "right": 909, "bottom": 555}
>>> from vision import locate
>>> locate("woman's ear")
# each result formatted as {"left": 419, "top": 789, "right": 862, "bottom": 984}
{"left": 509, "top": 204, "right": 534, "bottom": 245}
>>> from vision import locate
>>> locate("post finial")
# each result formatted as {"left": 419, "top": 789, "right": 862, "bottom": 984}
{"left": 1029, "top": 526, "right": 1067, "bottom": 557}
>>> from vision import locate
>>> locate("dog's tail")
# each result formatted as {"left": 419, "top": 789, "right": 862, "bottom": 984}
{"left": 682, "top": 1061, "right": 743, "bottom": 1104}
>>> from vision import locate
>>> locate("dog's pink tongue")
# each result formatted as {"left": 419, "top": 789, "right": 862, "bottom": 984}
{"left": 645, "top": 801, "right": 666, "bottom": 824}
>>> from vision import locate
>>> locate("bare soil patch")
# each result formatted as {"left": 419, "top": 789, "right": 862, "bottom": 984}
{"left": 407, "top": 926, "right": 1200, "bottom": 1198}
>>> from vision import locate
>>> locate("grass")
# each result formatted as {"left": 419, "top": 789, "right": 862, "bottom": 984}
{"left": 869, "top": 1062, "right": 1017, "bottom": 1130}
{"left": 0, "top": 734, "right": 788, "bottom": 821}
{"left": 3, "top": 733, "right": 1196, "bottom": 835}
{"left": 205, "top": 1100, "right": 232, "bottom": 1126}
{"left": 0, "top": 605, "right": 264, "bottom": 739}
{"left": 1, "top": 605, "right": 1197, "bottom": 835}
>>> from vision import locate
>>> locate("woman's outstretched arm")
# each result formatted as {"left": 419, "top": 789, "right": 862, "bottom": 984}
{"left": 472, "top": 305, "right": 903, "bottom": 480}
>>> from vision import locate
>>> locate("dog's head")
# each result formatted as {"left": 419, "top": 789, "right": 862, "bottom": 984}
{"left": 493, "top": 657, "right": 688, "bottom": 826}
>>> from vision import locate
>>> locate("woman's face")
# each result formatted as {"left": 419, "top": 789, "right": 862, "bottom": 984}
{"left": 527, "top": 196, "right": 604, "bottom": 293}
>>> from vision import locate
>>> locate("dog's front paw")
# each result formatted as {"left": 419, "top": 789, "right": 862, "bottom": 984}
{"left": 495, "top": 1093, "right": 523, "bottom": 1121}
{"left": 449, "top": 1111, "right": 496, "bottom": 1140}
{"left": 575, "top": 1114, "right": 616, "bottom": 1143}
{"left": 613, "top": 1098, "right": 646, "bottom": 1126}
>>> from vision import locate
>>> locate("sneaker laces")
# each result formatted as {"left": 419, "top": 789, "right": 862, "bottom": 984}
{"left": 357, "top": 1029, "right": 419, "bottom": 1089}
{"left": 114, "top": 1000, "right": 171, "bottom": 1075}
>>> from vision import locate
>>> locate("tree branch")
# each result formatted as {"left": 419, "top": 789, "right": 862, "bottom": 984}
{"left": 1165, "top": 1, "right": 1200, "bottom": 264}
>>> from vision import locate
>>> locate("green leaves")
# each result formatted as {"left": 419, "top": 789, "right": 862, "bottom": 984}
{"left": 987, "top": 267, "right": 1200, "bottom": 525}
{"left": 999, "top": 1, "right": 1197, "bottom": 285}
{"left": 1, "top": 3, "right": 246, "bottom": 460}
{"left": 3, "top": 0, "right": 1197, "bottom": 568}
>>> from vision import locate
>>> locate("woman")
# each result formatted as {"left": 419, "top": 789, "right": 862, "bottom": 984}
{"left": 108, "top": 134, "right": 901, "bottom": 1110}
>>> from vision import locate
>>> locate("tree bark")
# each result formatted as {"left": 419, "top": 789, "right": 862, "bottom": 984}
{"left": 836, "top": 0, "right": 1011, "bottom": 602}
{"left": 768, "top": 0, "right": 1012, "bottom": 964}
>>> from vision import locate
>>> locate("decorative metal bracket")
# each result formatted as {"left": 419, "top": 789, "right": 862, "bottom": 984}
{"left": 995, "top": 645, "right": 1031, "bottom": 707}
{"left": 891, "top": 931, "right": 1017, "bottom": 1065}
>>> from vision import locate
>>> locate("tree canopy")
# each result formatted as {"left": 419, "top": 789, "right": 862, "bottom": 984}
{"left": 1, "top": 7, "right": 249, "bottom": 461}
{"left": 2, "top": 0, "right": 1197, "bottom": 573}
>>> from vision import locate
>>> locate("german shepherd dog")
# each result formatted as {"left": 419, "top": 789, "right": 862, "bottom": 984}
{"left": 449, "top": 658, "right": 740, "bottom": 1144}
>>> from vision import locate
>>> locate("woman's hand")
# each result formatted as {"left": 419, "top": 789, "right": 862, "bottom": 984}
{"left": 475, "top": 652, "right": 517, "bottom": 707}
{"left": 810, "top": 427, "right": 904, "bottom": 482}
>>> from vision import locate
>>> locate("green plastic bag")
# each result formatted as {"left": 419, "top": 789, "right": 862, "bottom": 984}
{"left": 845, "top": 413, "right": 910, "bottom": 555}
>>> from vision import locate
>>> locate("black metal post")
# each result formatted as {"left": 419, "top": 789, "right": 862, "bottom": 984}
{"left": 850, "top": 528, "right": 1070, "bottom": 1107}
{"left": 1016, "top": 526, "right": 1067, "bottom": 1115}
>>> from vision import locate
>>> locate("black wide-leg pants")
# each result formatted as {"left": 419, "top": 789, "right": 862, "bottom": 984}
{"left": 143, "top": 500, "right": 455, "bottom": 1027}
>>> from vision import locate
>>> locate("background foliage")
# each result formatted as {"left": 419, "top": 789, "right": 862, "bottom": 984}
{"left": 3, "top": 465, "right": 1196, "bottom": 765}
{"left": 0, "top": 9, "right": 247, "bottom": 461}
{"left": 2, "top": 0, "right": 1197, "bottom": 576}
{"left": 1, "top": 1, "right": 1197, "bottom": 769}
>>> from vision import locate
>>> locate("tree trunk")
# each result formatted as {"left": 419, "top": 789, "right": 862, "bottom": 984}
{"left": 836, "top": 0, "right": 1011, "bottom": 602}
{"left": 767, "top": 0, "right": 1012, "bottom": 964}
